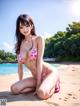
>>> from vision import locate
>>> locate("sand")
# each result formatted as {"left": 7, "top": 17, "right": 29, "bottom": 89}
{"left": 0, "top": 62, "right": 80, "bottom": 106}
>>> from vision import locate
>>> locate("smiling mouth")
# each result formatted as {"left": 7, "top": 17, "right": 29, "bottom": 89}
{"left": 24, "top": 31, "right": 28, "bottom": 34}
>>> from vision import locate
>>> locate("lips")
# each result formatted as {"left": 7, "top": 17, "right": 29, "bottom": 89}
{"left": 24, "top": 31, "right": 28, "bottom": 34}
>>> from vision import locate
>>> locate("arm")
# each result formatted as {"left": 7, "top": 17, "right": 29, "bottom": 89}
{"left": 36, "top": 36, "right": 45, "bottom": 89}
{"left": 17, "top": 55, "right": 23, "bottom": 80}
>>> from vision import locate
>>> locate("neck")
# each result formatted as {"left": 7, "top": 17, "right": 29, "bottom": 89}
{"left": 25, "top": 35, "right": 32, "bottom": 41}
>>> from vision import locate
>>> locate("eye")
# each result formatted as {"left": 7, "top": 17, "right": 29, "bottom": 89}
{"left": 25, "top": 25, "right": 29, "bottom": 28}
{"left": 19, "top": 26, "right": 23, "bottom": 29}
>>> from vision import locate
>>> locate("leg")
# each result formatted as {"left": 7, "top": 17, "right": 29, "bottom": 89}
{"left": 37, "top": 70, "right": 59, "bottom": 99}
{"left": 10, "top": 77, "right": 36, "bottom": 94}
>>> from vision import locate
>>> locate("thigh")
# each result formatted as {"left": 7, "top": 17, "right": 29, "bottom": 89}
{"left": 39, "top": 71, "right": 59, "bottom": 92}
{"left": 11, "top": 77, "right": 36, "bottom": 91}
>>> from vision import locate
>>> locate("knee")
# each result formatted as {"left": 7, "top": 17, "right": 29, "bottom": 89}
{"left": 10, "top": 84, "right": 20, "bottom": 95}
{"left": 37, "top": 89, "right": 50, "bottom": 100}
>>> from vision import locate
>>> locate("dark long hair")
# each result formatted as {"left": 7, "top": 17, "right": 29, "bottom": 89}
{"left": 15, "top": 14, "right": 36, "bottom": 55}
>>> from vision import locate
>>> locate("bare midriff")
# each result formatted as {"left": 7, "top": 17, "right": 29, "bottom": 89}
{"left": 25, "top": 59, "right": 52, "bottom": 79}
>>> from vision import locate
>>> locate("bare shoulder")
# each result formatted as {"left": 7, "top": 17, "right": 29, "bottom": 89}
{"left": 36, "top": 36, "right": 45, "bottom": 44}
{"left": 36, "top": 36, "right": 44, "bottom": 40}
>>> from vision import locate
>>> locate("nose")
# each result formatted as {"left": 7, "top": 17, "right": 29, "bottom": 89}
{"left": 24, "top": 26, "right": 27, "bottom": 32}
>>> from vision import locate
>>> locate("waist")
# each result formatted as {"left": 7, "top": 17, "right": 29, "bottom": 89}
{"left": 25, "top": 61, "right": 56, "bottom": 77}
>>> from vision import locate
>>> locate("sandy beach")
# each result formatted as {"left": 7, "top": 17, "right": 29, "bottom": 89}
{"left": 0, "top": 62, "right": 80, "bottom": 106}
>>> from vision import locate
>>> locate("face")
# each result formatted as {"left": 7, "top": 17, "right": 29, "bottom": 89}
{"left": 19, "top": 22, "right": 32, "bottom": 37}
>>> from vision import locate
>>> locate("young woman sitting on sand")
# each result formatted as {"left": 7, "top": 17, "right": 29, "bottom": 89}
{"left": 11, "top": 14, "right": 60, "bottom": 100}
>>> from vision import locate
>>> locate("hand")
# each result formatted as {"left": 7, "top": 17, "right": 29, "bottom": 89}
{"left": 33, "top": 87, "right": 38, "bottom": 96}
{"left": 33, "top": 91, "right": 37, "bottom": 96}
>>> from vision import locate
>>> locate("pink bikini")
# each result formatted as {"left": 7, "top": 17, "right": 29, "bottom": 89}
{"left": 18, "top": 48, "right": 37, "bottom": 64}
{"left": 29, "top": 49, "right": 37, "bottom": 60}
{"left": 54, "top": 78, "right": 60, "bottom": 93}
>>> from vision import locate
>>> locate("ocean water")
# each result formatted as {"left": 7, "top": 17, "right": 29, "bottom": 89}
{"left": 0, "top": 63, "right": 27, "bottom": 75}
{"left": 0, "top": 63, "right": 59, "bottom": 75}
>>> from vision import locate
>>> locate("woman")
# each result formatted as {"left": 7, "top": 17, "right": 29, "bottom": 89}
{"left": 11, "top": 14, "right": 60, "bottom": 100}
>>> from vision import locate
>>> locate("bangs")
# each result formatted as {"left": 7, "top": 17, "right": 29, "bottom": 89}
{"left": 19, "top": 20, "right": 30, "bottom": 27}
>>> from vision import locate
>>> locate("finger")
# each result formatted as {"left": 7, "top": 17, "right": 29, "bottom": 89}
{"left": 33, "top": 91, "right": 37, "bottom": 96}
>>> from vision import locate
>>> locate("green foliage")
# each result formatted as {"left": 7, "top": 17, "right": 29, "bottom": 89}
{"left": 44, "top": 22, "right": 80, "bottom": 61}
{"left": 0, "top": 50, "right": 16, "bottom": 63}
{"left": 55, "top": 56, "right": 80, "bottom": 62}
{"left": 66, "top": 22, "right": 80, "bottom": 34}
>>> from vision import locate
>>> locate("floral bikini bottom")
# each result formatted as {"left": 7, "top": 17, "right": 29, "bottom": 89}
{"left": 54, "top": 78, "right": 60, "bottom": 93}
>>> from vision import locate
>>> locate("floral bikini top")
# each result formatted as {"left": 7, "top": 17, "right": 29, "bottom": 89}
{"left": 18, "top": 41, "right": 37, "bottom": 64}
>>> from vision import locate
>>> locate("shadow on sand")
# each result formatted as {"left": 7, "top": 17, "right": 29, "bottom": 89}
{"left": 0, "top": 91, "right": 39, "bottom": 102}
{"left": 0, "top": 91, "right": 61, "bottom": 106}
